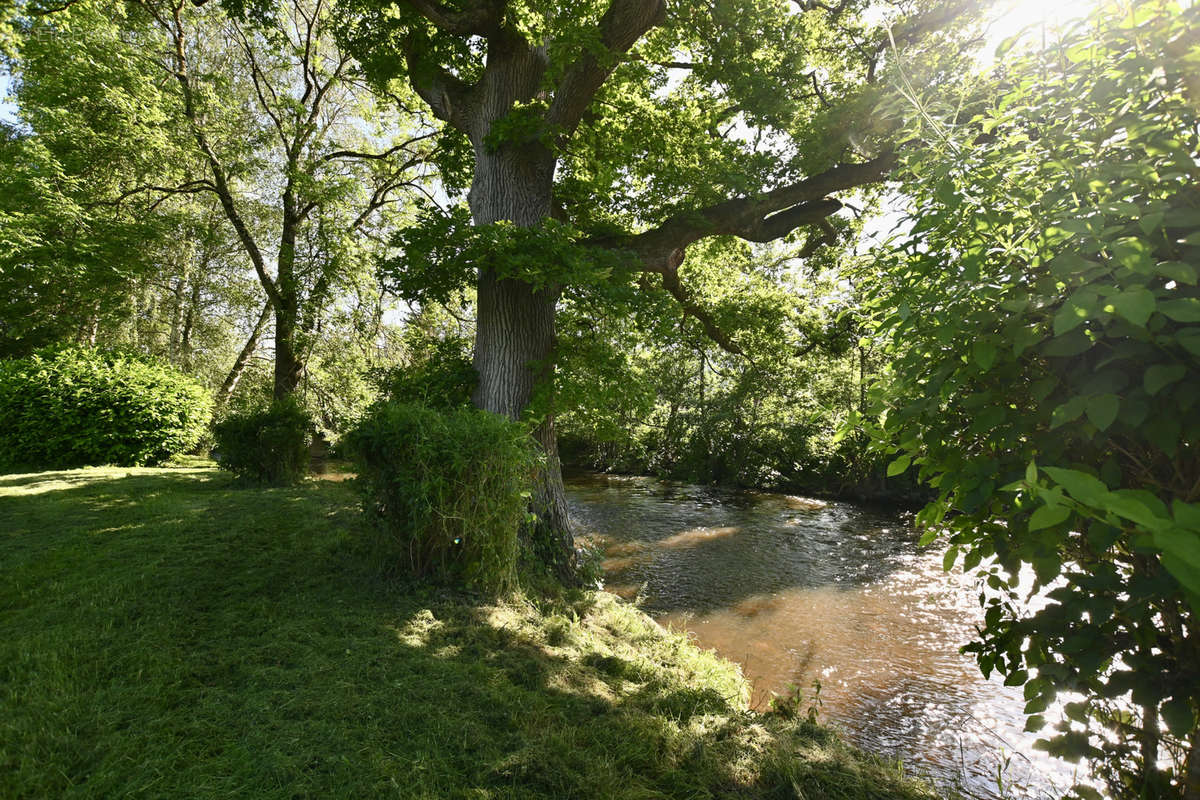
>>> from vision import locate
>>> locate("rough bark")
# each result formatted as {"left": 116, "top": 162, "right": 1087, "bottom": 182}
{"left": 467, "top": 140, "right": 576, "bottom": 575}
{"left": 273, "top": 301, "right": 304, "bottom": 400}
{"left": 180, "top": 274, "right": 202, "bottom": 360}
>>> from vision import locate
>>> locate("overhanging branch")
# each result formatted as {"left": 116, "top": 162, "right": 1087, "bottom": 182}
{"left": 653, "top": 271, "right": 744, "bottom": 355}
{"left": 606, "top": 152, "right": 896, "bottom": 356}
{"left": 612, "top": 151, "right": 895, "bottom": 273}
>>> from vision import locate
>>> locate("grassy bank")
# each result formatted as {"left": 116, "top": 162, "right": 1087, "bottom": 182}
{"left": 1, "top": 465, "right": 938, "bottom": 799}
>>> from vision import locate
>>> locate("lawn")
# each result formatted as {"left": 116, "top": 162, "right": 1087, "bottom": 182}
{"left": 0, "top": 465, "right": 938, "bottom": 799}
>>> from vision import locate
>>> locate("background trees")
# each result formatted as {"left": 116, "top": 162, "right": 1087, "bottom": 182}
{"left": 1, "top": 0, "right": 431, "bottom": 431}
{"left": 866, "top": 4, "right": 1200, "bottom": 795}
{"left": 136, "top": 0, "right": 434, "bottom": 404}
{"left": 553, "top": 239, "right": 887, "bottom": 497}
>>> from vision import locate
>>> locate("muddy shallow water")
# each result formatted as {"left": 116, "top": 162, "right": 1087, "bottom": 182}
{"left": 566, "top": 472, "right": 1088, "bottom": 800}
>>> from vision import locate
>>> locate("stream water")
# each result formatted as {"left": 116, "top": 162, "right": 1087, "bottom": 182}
{"left": 565, "top": 472, "right": 1087, "bottom": 800}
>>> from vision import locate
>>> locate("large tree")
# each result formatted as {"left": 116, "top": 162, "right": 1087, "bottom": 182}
{"left": 134, "top": 0, "right": 435, "bottom": 403}
{"left": 339, "top": 0, "right": 973, "bottom": 573}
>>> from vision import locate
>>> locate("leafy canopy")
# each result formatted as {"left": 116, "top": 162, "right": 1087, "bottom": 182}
{"left": 865, "top": 2, "right": 1200, "bottom": 794}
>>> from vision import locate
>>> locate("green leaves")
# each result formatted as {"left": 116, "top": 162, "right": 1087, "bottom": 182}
{"left": 972, "top": 340, "right": 998, "bottom": 370}
{"left": 1161, "top": 698, "right": 1196, "bottom": 738}
{"left": 1158, "top": 297, "right": 1200, "bottom": 322}
{"left": 0, "top": 347, "right": 212, "bottom": 470}
{"left": 866, "top": 2, "right": 1200, "bottom": 788}
{"left": 1041, "top": 467, "right": 1108, "bottom": 506}
{"left": 1084, "top": 394, "right": 1119, "bottom": 431}
{"left": 1144, "top": 364, "right": 1186, "bottom": 395}
{"left": 1028, "top": 503, "right": 1071, "bottom": 531}
{"left": 1105, "top": 288, "right": 1155, "bottom": 326}
{"left": 386, "top": 208, "right": 634, "bottom": 303}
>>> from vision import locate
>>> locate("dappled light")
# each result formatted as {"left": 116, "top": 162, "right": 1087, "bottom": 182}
{"left": 571, "top": 474, "right": 1082, "bottom": 797}
{"left": 2, "top": 0, "right": 1197, "bottom": 796}
{"left": 0, "top": 466, "right": 941, "bottom": 799}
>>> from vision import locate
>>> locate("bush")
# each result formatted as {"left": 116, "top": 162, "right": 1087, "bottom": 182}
{"left": 212, "top": 398, "right": 312, "bottom": 486}
{"left": 867, "top": 6, "right": 1200, "bottom": 794}
{"left": 0, "top": 347, "right": 212, "bottom": 470}
{"left": 345, "top": 401, "right": 538, "bottom": 594}
{"left": 375, "top": 336, "right": 476, "bottom": 411}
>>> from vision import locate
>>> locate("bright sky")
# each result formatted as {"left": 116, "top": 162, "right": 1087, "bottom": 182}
{"left": 0, "top": 73, "right": 15, "bottom": 125}
{"left": 980, "top": 0, "right": 1101, "bottom": 63}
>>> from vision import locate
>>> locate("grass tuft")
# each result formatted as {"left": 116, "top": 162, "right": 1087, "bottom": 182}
{"left": 1, "top": 465, "right": 942, "bottom": 799}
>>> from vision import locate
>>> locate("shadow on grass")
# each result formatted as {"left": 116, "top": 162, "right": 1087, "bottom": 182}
{"left": 0, "top": 468, "right": 939, "bottom": 800}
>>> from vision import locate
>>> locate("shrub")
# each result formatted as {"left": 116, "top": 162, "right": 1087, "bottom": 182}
{"left": 345, "top": 401, "right": 538, "bottom": 594}
{"left": 212, "top": 398, "right": 312, "bottom": 486}
{"left": 375, "top": 336, "right": 476, "bottom": 411}
{"left": 867, "top": 6, "right": 1200, "bottom": 794}
{"left": 0, "top": 347, "right": 212, "bottom": 470}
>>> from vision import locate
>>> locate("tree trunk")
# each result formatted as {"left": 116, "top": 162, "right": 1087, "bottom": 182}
{"left": 180, "top": 276, "right": 202, "bottom": 362}
{"left": 168, "top": 276, "right": 186, "bottom": 362}
{"left": 468, "top": 145, "right": 576, "bottom": 578}
{"left": 273, "top": 301, "right": 303, "bottom": 401}
{"left": 273, "top": 198, "right": 303, "bottom": 403}
{"left": 216, "top": 300, "right": 271, "bottom": 407}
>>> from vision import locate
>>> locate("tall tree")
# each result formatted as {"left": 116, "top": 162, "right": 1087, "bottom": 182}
{"left": 4, "top": 0, "right": 428, "bottom": 426}
{"left": 344, "top": 0, "right": 974, "bottom": 574}
{"left": 133, "top": 0, "right": 434, "bottom": 403}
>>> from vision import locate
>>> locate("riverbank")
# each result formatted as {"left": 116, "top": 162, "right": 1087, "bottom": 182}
{"left": 0, "top": 464, "right": 940, "bottom": 799}
{"left": 560, "top": 461, "right": 931, "bottom": 510}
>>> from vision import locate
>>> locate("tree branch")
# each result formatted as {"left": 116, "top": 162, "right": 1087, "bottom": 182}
{"left": 151, "top": 0, "right": 283, "bottom": 311}
{"left": 611, "top": 152, "right": 895, "bottom": 274}
{"left": 231, "top": 21, "right": 290, "bottom": 150}
{"left": 607, "top": 153, "right": 895, "bottom": 356}
{"left": 651, "top": 271, "right": 744, "bottom": 355}
{"left": 546, "top": 0, "right": 667, "bottom": 135}
{"left": 401, "top": 0, "right": 506, "bottom": 36}
{"left": 866, "top": 0, "right": 981, "bottom": 82}
{"left": 403, "top": 36, "right": 474, "bottom": 131}
{"left": 87, "top": 179, "right": 216, "bottom": 210}
{"left": 319, "top": 130, "right": 438, "bottom": 162}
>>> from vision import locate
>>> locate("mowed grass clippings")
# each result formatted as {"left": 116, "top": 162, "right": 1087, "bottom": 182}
{"left": 0, "top": 465, "right": 940, "bottom": 799}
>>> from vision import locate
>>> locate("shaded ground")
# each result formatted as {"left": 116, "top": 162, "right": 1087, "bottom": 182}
{"left": 0, "top": 465, "right": 940, "bottom": 799}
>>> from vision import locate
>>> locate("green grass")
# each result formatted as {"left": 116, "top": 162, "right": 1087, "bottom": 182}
{"left": 0, "top": 465, "right": 940, "bottom": 799}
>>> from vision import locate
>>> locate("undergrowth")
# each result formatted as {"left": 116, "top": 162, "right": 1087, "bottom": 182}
{"left": 0, "top": 465, "right": 940, "bottom": 799}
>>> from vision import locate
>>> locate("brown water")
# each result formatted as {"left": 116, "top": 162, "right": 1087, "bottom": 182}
{"left": 566, "top": 473, "right": 1085, "bottom": 800}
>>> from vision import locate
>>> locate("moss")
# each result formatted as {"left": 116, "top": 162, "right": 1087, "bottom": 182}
{"left": 0, "top": 465, "right": 942, "bottom": 799}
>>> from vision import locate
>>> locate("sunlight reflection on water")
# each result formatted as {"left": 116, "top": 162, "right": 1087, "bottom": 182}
{"left": 566, "top": 472, "right": 1089, "bottom": 800}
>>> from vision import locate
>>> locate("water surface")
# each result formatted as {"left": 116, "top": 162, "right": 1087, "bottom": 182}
{"left": 566, "top": 473, "right": 1083, "bottom": 800}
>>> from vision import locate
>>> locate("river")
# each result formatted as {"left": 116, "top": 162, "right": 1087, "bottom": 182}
{"left": 565, "top": 472, "right": 1088, "bottom": 800}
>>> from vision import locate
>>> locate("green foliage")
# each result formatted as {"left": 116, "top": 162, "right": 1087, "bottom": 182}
{"left": 345, "top": 402, "right": 538, "bottom": 594}
{"left": 382, "top": 203, "right": 633, "bottom": 305}
{"left": 212, "top": 398, "right": 312, "bottom": 486}
{"left": 2, "top": 0, "right": 427, "bottom": 418}
{"left": 375, "top": 335, "right": 476, "bottom": 411}
{"left": 556, "top": 241, "right": 895, "bottom": 498}
{"left": 0, "top": 346, "right": 212, "bottom": 470}
{"left": 0, "top": 1, "right": 187, "bottom": 356}
{"left": 867, "top": 4, "right": 1200, "bottom": 794}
